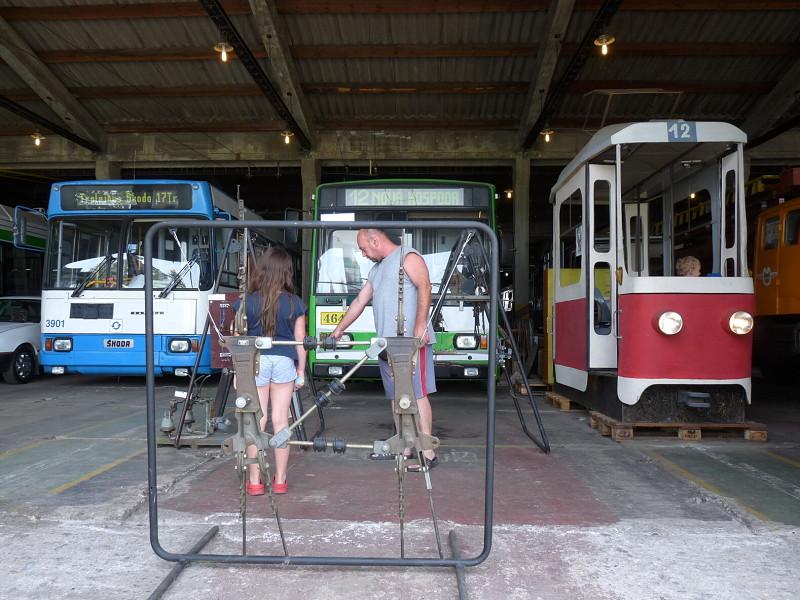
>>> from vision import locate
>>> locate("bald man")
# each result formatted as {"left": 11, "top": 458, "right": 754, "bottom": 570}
{"left": 331, "top": 228, "right": 438, "bottom": 470}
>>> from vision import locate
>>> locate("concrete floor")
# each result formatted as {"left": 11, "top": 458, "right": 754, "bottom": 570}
{"left": 1, "top": 374, "right": 798, "bottom": 600}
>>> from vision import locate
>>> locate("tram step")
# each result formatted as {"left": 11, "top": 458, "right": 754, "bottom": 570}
{"left": 588, "top": 411, "right": 768, "bottom": 442}
{"left": 544, "top": 391, "right": 584, "bottom": 412}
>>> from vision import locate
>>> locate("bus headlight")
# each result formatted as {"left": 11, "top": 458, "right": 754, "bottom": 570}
{"left": 454, "top": 334, "right": 479, "bottom": 349}
{"left": 657, "top": 312, "right": 683, "bottom": 335}
{"left": 53, "top": 338, "right": 72, "bottom": 352}
{"left": 169, "top": 338, "right": 191, "bottom": 352}
{"left": 729, "top": 311, "right": 753, "bottom": 335}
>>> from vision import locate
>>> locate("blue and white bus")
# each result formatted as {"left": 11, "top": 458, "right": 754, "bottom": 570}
{"left": 38, "top": 180, "right": 268, "bottom": 376}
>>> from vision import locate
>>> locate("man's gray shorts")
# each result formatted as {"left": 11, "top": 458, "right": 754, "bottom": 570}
{"left": 377, "top": 344, "right": 437, "bottom": 400}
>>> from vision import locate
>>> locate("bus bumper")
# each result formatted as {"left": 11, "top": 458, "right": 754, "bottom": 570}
{"left": 312, "top": 362, "right": 488, "bottom": 380}
{"left": 39, "top": 334, "right": 212, "bottom": 376}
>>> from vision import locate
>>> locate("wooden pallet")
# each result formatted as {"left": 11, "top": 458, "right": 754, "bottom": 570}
{"left": 514, "top": 378, "right": 550, "bottom": 396}
{"left": 589, "top": 411, "right": 768, "bottom": 442}
{"left": 544, "top": 391, "right": 584, "bottom": 412}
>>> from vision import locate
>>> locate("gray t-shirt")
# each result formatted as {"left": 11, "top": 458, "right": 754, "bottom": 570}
{"left": 368, "top": 246, "right": 436, "bottom": 343}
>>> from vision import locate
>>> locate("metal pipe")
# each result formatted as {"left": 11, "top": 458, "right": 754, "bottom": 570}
{"left": 146, "top": 526, "right": 219, "bottom": 600}
{"left": 145, "top": 220, "right": 497, "bottom": 567}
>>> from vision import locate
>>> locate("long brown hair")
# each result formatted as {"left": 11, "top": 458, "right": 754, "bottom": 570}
{"left": 248, "top": 246, "right": 295, "bottom": 336}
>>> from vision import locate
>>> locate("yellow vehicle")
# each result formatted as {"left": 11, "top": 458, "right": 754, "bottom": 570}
{"left": 752, "top": 172, "right": 800, "bottom": 376}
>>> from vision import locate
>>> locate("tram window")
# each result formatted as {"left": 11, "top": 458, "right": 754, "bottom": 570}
{"left": 785, "top": 211, "right": 799, "bottom": 246}
{"left": 724, "top": 170, "right": 737, "bottom": 249}
{"left": 593, "top": 180, "right": 610, "bottom": 252}
{"left": 593, "top": 262, "right": 612, "bottom": 335}
{"left": 559, "top": 190, "right": 583, "bottom": 287}
{"left": 763, "top": 217, "right": 779, "bottom": 250}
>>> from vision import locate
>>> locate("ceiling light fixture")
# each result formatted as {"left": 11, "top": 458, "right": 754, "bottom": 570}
{"left": 214, "top": 41, "right": 233, "bottom": 63}
{"left": 281, "top": 131, "right": 294, "bottom": 144}
{"left": 594, "top": 33, "right": 615, "bottom": 56}
{"left": 31, "top": 130, "right": 45, "bottom": 147}
{"left": 541, "top": 128, "right": 554, "bottom": 143}
{"left": 505, "top": 188, "right": 513, "bottom": 199}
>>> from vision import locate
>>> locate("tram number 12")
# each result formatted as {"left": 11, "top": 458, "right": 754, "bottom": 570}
{"left": 667, "top": 121, "right": 697, "bottom": 143}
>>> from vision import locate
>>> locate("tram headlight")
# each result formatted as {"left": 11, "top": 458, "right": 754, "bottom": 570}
{"left": 729, "top": 311, "right": 753, "bottom": 335}
{"left": 657, "top": 311, "right": 683, "bottom": 335}
{"left": 53, "top": 338, "right": 72, "bottom": 352}
{"left": 454, "top": 334, "right": 479, "bottom": 349}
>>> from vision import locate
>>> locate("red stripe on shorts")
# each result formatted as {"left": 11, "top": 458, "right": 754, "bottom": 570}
{"left": 419, "top": 345, "right": 428, "bottom": 397}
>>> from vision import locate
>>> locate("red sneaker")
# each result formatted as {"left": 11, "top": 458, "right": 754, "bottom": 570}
{"left": 246, "top": 481, "right": 265, "bottom": 496}
{"left": 272, "top": 477, "right": 288, "bottom": 494}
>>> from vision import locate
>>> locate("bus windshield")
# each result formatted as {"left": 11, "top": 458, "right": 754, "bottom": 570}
{"left": 315, "top": 217, "right": 487, "bottom": 296}
{"left": 44, "top": 218, "right": 210, "bottom": 291}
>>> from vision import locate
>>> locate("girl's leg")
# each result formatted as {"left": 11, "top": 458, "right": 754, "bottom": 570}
{"left": 248, "top": 384, "right": 271, "bottom": 484}
{"left": 269, "top": 381, "right": 294, "bottom": 484}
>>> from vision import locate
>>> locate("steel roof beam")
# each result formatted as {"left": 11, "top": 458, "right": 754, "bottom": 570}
{"left": 740, "top": 59, "right": 800, "bottom": 142}
{"left": 198, "top": 0, "right": 311, "bottom": 150}
{"left": 521, "top": 0, "right": 623, "bottom": 150}
{"left": 0, "top": 17, "right": 105, "bottom": 152}
{"left": 4, "top": 42, "right": 794, "bottom": 65}
{"left": 0, "top": 96, "right": 102, "bottom": 153}
{"left": 518, "top": 0, "right": 576, "bottom": 149}
{"left": 247, "top": 0, "right": 315, "bottom": 149}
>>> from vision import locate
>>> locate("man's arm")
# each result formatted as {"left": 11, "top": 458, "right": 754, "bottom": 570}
{"left": 404, "top": 253, "right": 433, "bottom": 341}
{"left": 331, "top": 280, "right": 374, "bottom": 339}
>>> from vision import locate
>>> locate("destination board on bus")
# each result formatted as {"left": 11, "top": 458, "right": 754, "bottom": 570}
{"left": 60, "top": 184, "right": 193, "bottom": 210}
{"left": 344, "top": 188, "right": 465, "bottom": 207}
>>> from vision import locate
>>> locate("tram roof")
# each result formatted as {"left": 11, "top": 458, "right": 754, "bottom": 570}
{"left": 551, "top": 121, "right": 747, "bottom": 201}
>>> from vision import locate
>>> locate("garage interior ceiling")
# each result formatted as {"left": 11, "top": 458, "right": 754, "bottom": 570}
{"left": 0, "top": 0, "right": 799, "bottom": 163}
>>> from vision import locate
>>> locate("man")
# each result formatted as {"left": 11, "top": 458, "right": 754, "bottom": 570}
{"left": 331, "top": 228, "right": 438, "bottom": 470}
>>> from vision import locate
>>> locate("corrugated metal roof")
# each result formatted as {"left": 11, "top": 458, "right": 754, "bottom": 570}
{"left": 0, "top": 2, "right": 798, "bottom": 144}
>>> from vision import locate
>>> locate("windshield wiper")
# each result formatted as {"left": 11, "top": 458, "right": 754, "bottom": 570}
{"left": 158, "top": 255, "right": 199, "bottom": 298}
{"left": 72, "top": 255, "right": 110, "bottom": 298}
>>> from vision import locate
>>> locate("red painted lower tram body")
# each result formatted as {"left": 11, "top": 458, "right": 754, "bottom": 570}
{"left": 555, "top": 291, "right": 754, "bottom": 423}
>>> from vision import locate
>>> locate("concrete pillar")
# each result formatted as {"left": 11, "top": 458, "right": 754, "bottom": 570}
{"left": 300, "top": 156, "right": 321, "bottom": 304}
{"left": 95, "top": 158, "right": 121, "bottom": 180}
{"left": 513, "top": 154, "right": 531, "bottom": 309}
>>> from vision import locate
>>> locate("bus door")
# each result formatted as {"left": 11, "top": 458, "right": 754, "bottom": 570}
{"left": 554, "top": 169, "right": 588, "bottom": 391}
{"left": 587, "top": 164, "right": 617, "bottom": 370}
{"left": 755, "top": 208, "right": 780, "bottom": 315}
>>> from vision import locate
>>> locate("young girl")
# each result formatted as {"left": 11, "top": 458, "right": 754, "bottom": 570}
{"left": 235, "top": 246, "right": 306, "bottom": 495}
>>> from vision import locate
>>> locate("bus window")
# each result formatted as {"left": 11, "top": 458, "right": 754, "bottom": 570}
{"left": 784, "top": 210, "right": 799, "bottom": 246}
{"left": 763, "top": 216, "right": 779, "bottom": 250}
{"left": 45, "top": 219, "right": 121, "bottom": 290}
{"left": 316, "top": 229, "right": 372, "bottom": 294}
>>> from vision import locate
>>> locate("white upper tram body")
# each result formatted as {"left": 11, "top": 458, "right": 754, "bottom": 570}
{"left": 550, "top": 121, "right": 754, "bottom": 422}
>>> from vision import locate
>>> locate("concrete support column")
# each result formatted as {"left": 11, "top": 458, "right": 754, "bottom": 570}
{"left": 95, "top": 158, "right": 121, "bottom": 180}
{"left": 300, "top": 156, "right": 320, "bottom": 303}
{"left": 513, "top": 154, "right": 531, "bottom": 309}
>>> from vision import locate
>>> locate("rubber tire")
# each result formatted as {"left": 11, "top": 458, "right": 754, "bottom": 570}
{"left": 2, "top": 345, "right": 37, "bottom": 384}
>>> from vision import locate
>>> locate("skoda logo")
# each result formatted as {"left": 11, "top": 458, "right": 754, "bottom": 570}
{"left": 758, "top": 266, "right": 777, "bottom": 286}
{"left": 112, "top": 320, "right": 122, "bottom": 330}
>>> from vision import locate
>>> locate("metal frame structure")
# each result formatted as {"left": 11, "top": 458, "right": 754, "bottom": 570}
{"left": 145, "top": 219, "right": 498, "bottom": 567}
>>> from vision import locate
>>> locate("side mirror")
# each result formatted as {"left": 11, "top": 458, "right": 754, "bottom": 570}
{"left": 283, "top": 209, "right": 301, "bottom": 247}
{"left": 13, "top": 206, "right": 47, "bottom": 252}
{"left": 499, "top": 231, "right": 514, "bottom": 268}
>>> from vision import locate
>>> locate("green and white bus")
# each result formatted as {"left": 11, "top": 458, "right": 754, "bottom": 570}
{"left": 1, "top": 205, "right": 46, "bottom": 296}
{"left": 309, "top": 179, "right": 496, "bottom": 380}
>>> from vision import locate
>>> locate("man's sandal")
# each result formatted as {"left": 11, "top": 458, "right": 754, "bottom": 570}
{"left": 406, "top": 456, "right": 439, "bottom": 472}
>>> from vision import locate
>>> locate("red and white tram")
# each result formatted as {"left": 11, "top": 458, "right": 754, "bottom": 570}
{"left": 551, "top": 121, "right": 754, "bottom": 422}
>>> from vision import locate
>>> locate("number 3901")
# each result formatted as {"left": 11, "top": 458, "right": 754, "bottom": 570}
{"left": 45, "top": 319, "right": 65, "bottom": 328}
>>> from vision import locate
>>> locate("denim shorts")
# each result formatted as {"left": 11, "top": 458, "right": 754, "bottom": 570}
{"left": 255, "top": 354, "right": 296, "bottom": 387}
